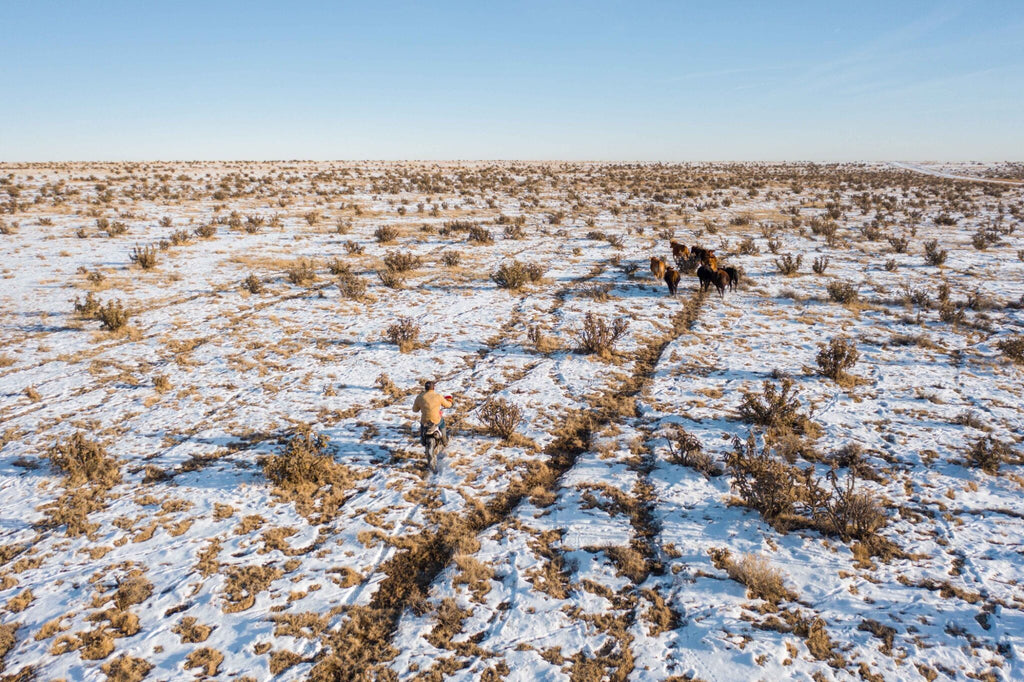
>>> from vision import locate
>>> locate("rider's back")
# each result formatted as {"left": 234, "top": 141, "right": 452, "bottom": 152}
{"left": 413, "top": 389, "right": 451, "bottom": 424}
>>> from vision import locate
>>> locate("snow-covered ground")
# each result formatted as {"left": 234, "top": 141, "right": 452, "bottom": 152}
{"left": 1, "top": 161, "right": 1022, "bottom": 681}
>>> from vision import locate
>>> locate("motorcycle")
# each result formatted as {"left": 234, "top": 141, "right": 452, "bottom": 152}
{"left": 422, "top": 394, "right": 453, "bottom": 474}
{"left": 423, "top": 422, "right": 445, "bottom": 473}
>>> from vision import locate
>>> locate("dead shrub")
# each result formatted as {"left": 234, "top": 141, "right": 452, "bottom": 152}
{"left": 243, "top": 274, "right": 264, "bottom": 294}
{"left": 376, "top": 269, "right": 405, "bottom": 289}
{"left": 491, "top": 260, "right": 531, "bottom": 290}
{"left": 374, "top": 225, "right": 399, "bottom": 243}
{"left": 327, "top": 258, "right": 349, "bottom": 276}
{"left": 467, "top": 225, "right": 493, "bottom": 243}
{"left": 168, "top": 229, "right": 192, "bottom": 246}
{"left": 737, "top": 378, "right": 814, "bottom": 435}
{"left": 775, "top": 253, "right": 802, "bottom": 275}
{"left": 923, "top": 239, "right": 947, "bottom": 266}
{"left": 441, "top": 250, "right": 462, "bottom": 267}
{"left": 996, "top": 336, "right": 1024, "bottom": 364}
{"left": 344, "top": 240, "right": 365, "bottom": 254}
{"left": 812, "top": 255, "right": 830, "bottom": 275}
{"left": 286, "top": 258, "right": 317, "bottom": 285}
{"left": 965, "top": 436, "right": 1014, "bottom": 475}
{"left": 738, "top": 236, "right": 759, "bottom": 255}
{"left": 503, "top": 223, "right": 525, "bottom": 240}
{"left": 337, "top": 271, "right": 368, "bottom": 299}
{"left": 826, "top": 280, "right": 859, "bottom": 304}
{"left": 579, "top": 282, "right": 614, "bottom": 301}
{"left": 819, "top": 471, "right": 887, "bottom": 542}
{"left": 385, "top": 317, "right": 420, "bottom": 352}
{"left": 383, "top": 250, "right": 422, "bottom": 272}
{"left": 262, "top": 426, "right": 355, "bottom": 522}
{"left": 49, "top": 432, "right": 121, "bottom": 488}
{"left": 710, "top": 548, "right": 795, "bottom": 604}
{"left": 129, "top": 244, "right": 158, "bottom": 269}
{"left": 726, "top": 434, "right": 807, "bottom": 522}
{"left": 887, "top": 235, "right": 909, "bottom": 253}
{"left": 666, "top": 427, "right": 722, "bottom": 477}
{"left": 95, "top": 299, "right": 131, "bottom": 331}
{"left": 74, "top": 292, "right": 102, "bottom": 319}
{"left": 816, "top": 336, "right": 860, "bottom": 383}
{"left": 480, "top": 398, "right": 523, "bottom": 442}
{"left": 574, "top": 313, "right": 628, "bottom": 356}
{"left": 193, "top": 223, "right": 216, "bottom": 238}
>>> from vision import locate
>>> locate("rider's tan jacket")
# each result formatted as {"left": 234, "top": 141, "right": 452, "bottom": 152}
{"left": 412, "top": 390, "right": 452, "bottom": 425}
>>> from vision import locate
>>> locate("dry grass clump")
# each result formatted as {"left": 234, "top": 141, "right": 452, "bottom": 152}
{"left": 242, "top": 273, "right": 264, "bottom": 294}
{"left": 996, "top": 336, "right": 1024, "bottom": 364}
{"left": 49, "top": 432, "right": 121, "bottom": 488}
{"left": 666, "top": 427, "right": 722, "bottom": 477}
{"left": 709, "top": 548, "right": 796, "bottom": 604}
{"left": 172, "top": 617, "right": 214, "bottom": 643}
{"left": 222, "top": 564, "right": 284, "bottom": 614}
{"left": 184, "top": 647, "right": 224, "bottom": 676}
{"left": 816, "top": 336, "right": 860, "bottom": 383}
{"left": 775, "top": 253, "right": 802, "bottom": 275}
{"left": 374, "top": 225, "right": 399, "bottom": 243}
{"left": 526, "top": 325, "right": 561, "bottom": 354}
{"left": 574, "top": 312, "right": 628, "bottom": 357}
{"left": 385, "top": 317, "right": 420, "bottom": 352}
{"left": 441, "top": 250, "right": 462, "bottom": 267}
{"left": 286, "top": 258, "right": 317, "bottom": 285}
{"left": 826, "top": 279, "right": 859, "bottom": 304}
{"left": 114, "top": 575, "right": 153, "bottom": 610}
{"left": 101, "top": 655, "right": 153, "bottom": 682}
{"left": 262, "top": 426, "right": 356, "bottom": 522}
{"left": 194, "top": 223, "right": 217, "bottom": 238}
{"left": 129, "top": 244, "right": 158, "bottom": 269}
{"left": 480, "top": 398, "right": 523, "bottom": 442}
{"left": 965, "top": 436, "right": 1014, "bottom": 475}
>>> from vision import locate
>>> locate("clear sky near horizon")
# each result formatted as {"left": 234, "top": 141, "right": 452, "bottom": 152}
{"left": 1, "top": 0, "right": 1021, "bottom": 161}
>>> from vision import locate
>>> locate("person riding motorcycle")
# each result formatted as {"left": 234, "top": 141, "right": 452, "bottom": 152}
{"left": 412, "top": 380, "right": 453, "bottom": 447}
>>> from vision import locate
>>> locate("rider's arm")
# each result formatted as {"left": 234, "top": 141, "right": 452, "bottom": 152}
{"left": 441, "top": 394, "right": 453, "bottom": 408}
{"left": 412, "top": 394, "right": 424, "bottom": 414}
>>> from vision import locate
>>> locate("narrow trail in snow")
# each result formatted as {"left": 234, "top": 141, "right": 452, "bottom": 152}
{"left": 305, "top": 265, "right": 614, "bottom": 679}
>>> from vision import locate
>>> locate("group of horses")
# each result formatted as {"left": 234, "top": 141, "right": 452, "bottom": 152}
{"left": 650, "top": 241, "right": 738, "bottom": 298}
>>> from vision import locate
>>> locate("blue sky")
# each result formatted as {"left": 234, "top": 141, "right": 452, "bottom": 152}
{"left": 1, "top": 0, "right": 1021, "bottom": 160}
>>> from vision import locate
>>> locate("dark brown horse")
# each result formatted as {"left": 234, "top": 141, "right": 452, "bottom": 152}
{"left": 697, "top": 264, "right": 716, "bottom": 292}
{"left": 723, "top": 266, "right": 739, "bottom": 291}
{"left": 664, "top": 267, "right": 680, "bottom": 296}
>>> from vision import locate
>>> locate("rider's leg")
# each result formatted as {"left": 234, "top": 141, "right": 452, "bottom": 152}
{"left": 419, "top": 422, "right": 427, "bottom": 446}
{"left": 439, "top": 418, "right": 448, "bottom": 446}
